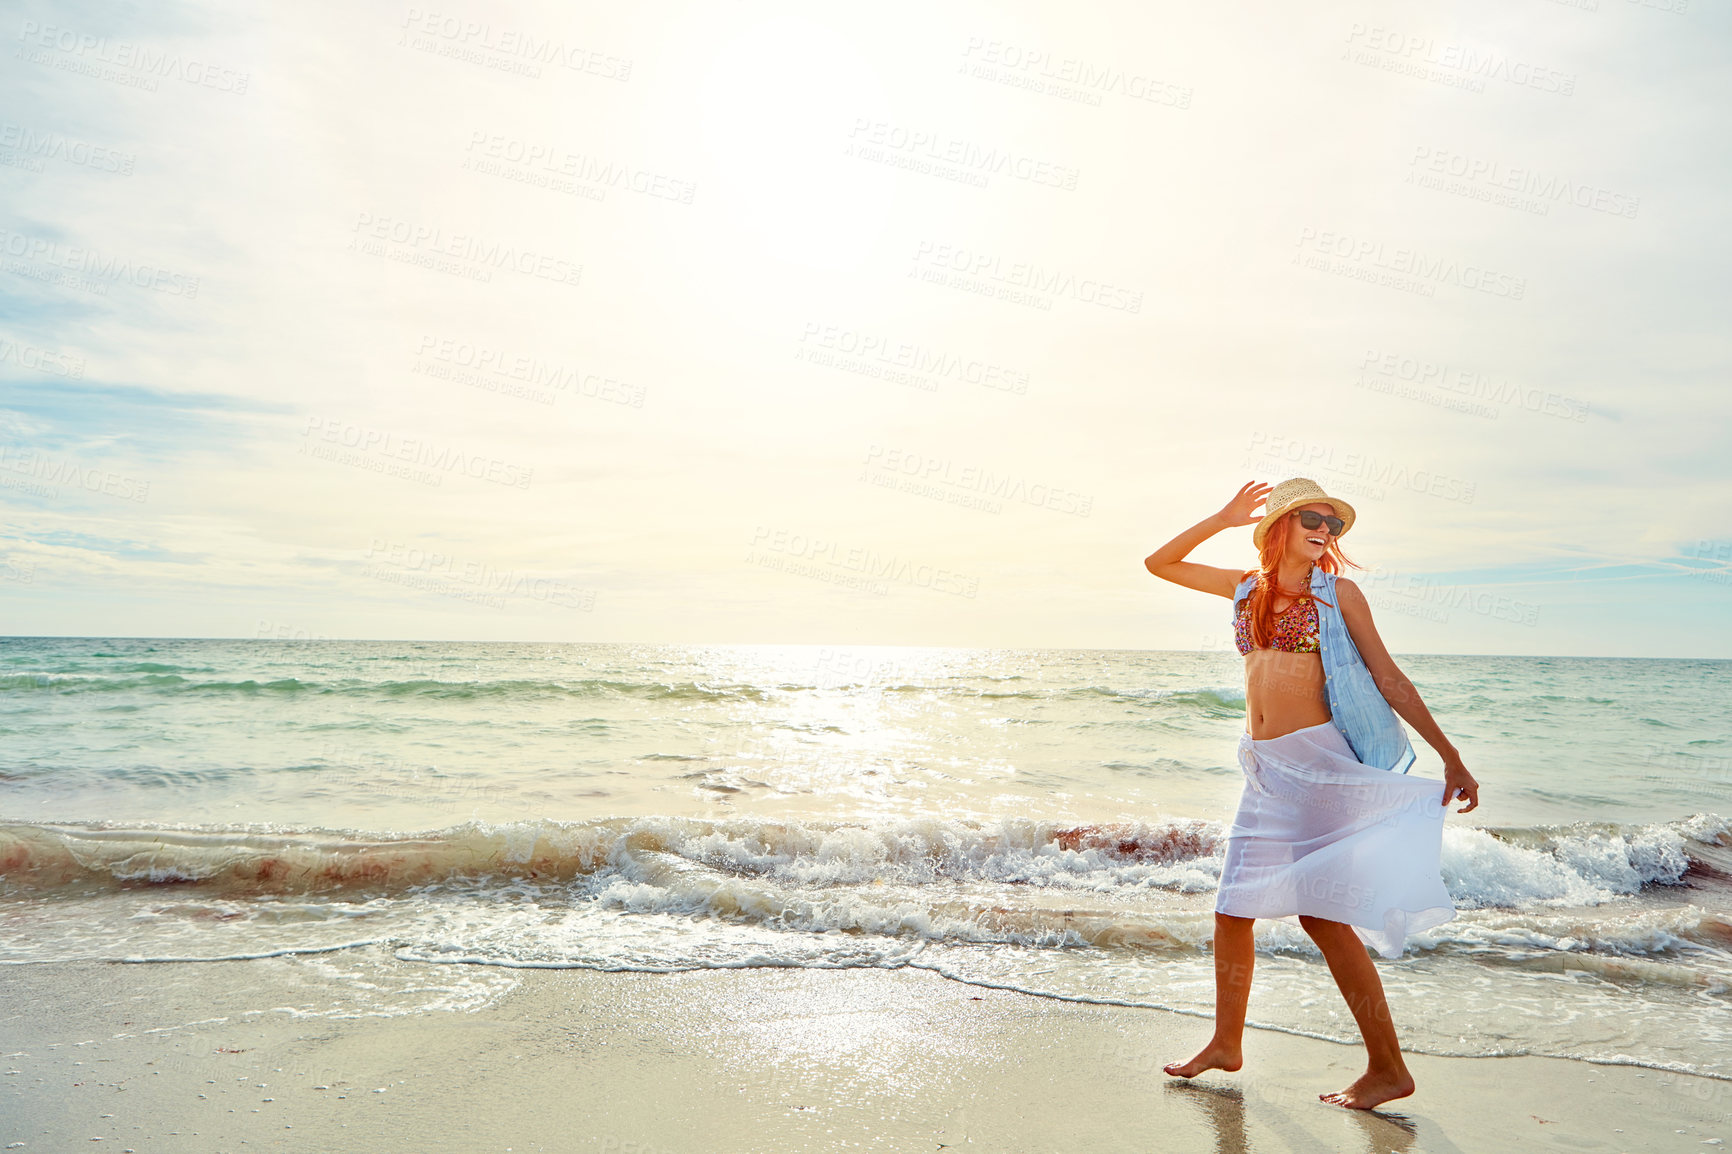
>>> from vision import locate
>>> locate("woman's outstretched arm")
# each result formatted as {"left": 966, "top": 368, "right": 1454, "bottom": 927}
{"left": 1143, "top": 481, "right": 1271, "bottom": 599}
{"left": 1336, "top": 578, "right": 1481, "bottom": 812}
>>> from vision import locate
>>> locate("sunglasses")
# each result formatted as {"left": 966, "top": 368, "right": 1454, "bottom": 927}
{"left": 1293, "top": 510, "right": 1345, "bottom": 537}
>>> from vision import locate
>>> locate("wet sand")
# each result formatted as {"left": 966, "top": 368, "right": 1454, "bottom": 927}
{"left": 3, "top": 958, "right": 1726, "bottom": 1153}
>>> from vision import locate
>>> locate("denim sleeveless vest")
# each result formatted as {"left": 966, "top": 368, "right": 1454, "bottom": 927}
{"left": 1232, "top": 568, "right": 1416, "bottom": 774}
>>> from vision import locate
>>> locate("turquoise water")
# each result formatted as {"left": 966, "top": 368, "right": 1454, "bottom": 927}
{"left": 3, "top": 638, "right": 1730, "bottom": 1076}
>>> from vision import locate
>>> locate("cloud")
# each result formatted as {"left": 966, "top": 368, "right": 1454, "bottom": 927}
{"left": 0, "top": 1, "right": 1727, "bottom": 655}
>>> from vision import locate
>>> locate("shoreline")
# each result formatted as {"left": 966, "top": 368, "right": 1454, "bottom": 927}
{"left": 4, "top": 957, "right": 1727, "bottom": 1153}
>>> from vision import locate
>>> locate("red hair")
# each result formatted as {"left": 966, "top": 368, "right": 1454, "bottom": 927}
{"left": 1236, "top": 512, "right": 1360, "bottom": 649}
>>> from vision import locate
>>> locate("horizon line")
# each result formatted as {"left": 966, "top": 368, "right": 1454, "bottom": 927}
{"left": 1, "top": 635, "right": 1726, "bottom": 662}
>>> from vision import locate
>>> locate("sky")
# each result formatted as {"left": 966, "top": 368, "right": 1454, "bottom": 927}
{"left": 1, "top": 0, "right": 1729, "bottom": 657}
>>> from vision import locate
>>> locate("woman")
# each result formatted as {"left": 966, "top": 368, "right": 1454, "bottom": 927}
{"left": 1144, "top": 478, "right": 1479, "bottom": 1110}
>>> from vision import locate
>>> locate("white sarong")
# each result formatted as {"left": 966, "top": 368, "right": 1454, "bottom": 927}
{"left": 1214, "top": 720, "right": 1456, "bottom": 959}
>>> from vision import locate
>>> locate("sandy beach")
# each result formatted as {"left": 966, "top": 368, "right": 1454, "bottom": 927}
{"left": 5, "top": 953, "right": 1726, "bottom": 1154}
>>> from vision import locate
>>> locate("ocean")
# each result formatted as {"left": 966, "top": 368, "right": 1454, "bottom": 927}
{"left": 3, "top": 637, "right": 1730, "bottom": 1079}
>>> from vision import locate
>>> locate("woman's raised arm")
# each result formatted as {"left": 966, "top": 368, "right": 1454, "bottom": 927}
{"left": 1143, "top": 481, "right": 1271, "bottom": 599}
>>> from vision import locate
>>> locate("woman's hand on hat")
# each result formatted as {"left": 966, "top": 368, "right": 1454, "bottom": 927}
{"left": 1216, "top": 481, "right": 1273, "bottom": 527}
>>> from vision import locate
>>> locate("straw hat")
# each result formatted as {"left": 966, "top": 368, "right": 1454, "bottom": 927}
{"left": 1252, "top": 477, "right": 1357, "bottom": 548}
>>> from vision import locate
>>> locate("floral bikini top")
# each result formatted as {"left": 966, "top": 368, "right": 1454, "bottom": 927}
{"left": 1233, "top": 590, "right": 1321, "bottom": 656}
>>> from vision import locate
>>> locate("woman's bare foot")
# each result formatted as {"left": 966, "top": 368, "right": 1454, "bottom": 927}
{"left": 1162, "top": 1040, "right": 1243, "bottom": 1078}
{"left": 1319, "top": 1068, "right": 1415, "bottom": 1110}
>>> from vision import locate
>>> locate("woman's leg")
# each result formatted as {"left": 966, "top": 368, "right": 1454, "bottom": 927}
{"left": 1163, "top": 912, "right": 1254, "bottom": 1077}
{"left": 1297, "top": 914, "right": 1415, "bottom": 1109}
